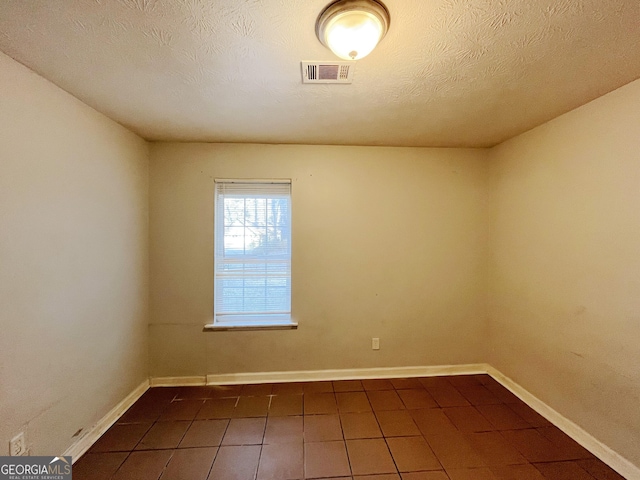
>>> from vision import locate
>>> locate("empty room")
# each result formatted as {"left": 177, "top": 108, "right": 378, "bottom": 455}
{"left": 1, "top": 0, "right": 639, "bottom": 479}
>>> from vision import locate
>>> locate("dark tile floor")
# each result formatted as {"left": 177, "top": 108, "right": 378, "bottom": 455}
{"left": 73, "top": 375, "right": 625, "bottom": 479}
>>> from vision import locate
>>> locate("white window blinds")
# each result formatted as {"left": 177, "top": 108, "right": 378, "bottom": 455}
{"left": 214, "top": 180, "right": 292, "bottom": 324}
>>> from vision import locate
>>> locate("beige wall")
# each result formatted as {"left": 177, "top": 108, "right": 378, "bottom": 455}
{"left": 489, "top": 78, "right": 640, "bottom": 466}
{"left": 149, "top": 143, "right": 490, "bottom": 377}
{"left": 0, "top": 53, "right": 149, "bottom": 455}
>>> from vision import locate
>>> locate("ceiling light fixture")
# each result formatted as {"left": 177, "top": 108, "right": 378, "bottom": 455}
{"left": 316, "top": 0, "right": 390, "bottom": 61}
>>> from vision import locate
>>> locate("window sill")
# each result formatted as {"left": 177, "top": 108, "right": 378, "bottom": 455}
{"left": 203, "top": 320, "right": 298, "bottom": 332}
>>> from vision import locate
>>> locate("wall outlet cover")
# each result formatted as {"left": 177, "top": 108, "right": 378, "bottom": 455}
{"left": 10, "top": 432, "right": 26, "bottom": 456}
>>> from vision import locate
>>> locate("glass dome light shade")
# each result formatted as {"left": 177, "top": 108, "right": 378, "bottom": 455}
{"left": 316, "top": 0, "right": 390, "bottom": 61}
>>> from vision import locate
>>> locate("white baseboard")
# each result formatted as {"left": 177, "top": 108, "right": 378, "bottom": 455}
{"left": 204, "top": 363, "right": 489, "bottom": 385}
{"left": 150, "top": 375, "right": 207, "bottom": 387}
{"left": 64, "top": 379, "right": 149, "bottom": 464}
{"left": 486, "top": 366, "right": 640, "bottom": 480}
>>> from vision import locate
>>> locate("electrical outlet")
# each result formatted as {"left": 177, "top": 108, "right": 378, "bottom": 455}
{"left": 10, "top": 432, "right": 26, "bottom": 456}
{"left": 372, "top": 337, "right": 380, "bottom": 350}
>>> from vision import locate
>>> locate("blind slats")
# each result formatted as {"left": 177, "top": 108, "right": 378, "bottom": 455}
{"left": 214, "top": 181, "right": 292, "bottom": 320}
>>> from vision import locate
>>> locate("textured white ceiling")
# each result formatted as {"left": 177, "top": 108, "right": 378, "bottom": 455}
{"left": 1, "top": 0, "right": 639, "bottom": 147}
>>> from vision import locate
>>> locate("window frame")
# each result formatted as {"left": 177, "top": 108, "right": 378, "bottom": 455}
{"left": 205, "top": 178, "right": 296, "bottom": 331}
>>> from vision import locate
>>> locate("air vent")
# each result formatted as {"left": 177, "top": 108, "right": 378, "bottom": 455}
{"left": 301, "top": 61, "right": 354, "bottom": 84}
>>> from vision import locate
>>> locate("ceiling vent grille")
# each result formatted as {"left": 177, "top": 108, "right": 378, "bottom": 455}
{"left": 301, "top": 61, "right": 354, "bottom": 84}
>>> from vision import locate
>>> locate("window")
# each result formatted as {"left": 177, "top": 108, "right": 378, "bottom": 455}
{"left": 210, "top": 179, "right": 294, "bottom": 329}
